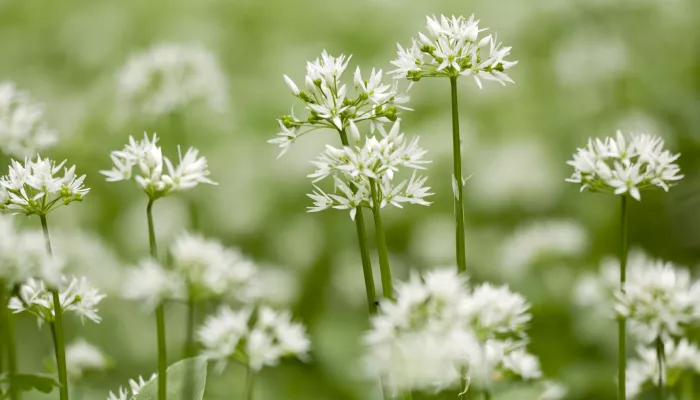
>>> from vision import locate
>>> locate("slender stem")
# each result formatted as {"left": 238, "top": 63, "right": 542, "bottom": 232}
{"left": 39, "top": 215, "right": 68, "bottom": 400}
{"left": 1, "top": 281, "right": 19, "bottom": 400}
{"left": 245, "top": 366, "right": 255, "bottom": 400}
{"left": 182, "top": 292, "right": 196, "bottom": 400}
{"left": 682, "top": 372, "right": 694, "bottom": 400}
{"left": 483, "top": 391, "right": 492, "bottom": 400}
{"left": 369, "top": 180, "right": 394, "bottom": 301}
{"left": 656, "top": 337, "right": 666, "bottom": 400}
{"left": 338, "top": 129, "right": 378, "bottom": 314}
{"left": 449, "top": 77, "right": 467, "bottom": 274}
{"left": 618, "top": 195, "right": 628, "bottom": 400}
{"left": 147, "top": 199, "right": 167, "bottom": 400}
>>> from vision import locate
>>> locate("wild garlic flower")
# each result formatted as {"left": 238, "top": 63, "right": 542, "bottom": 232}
{"left": 116, "top": 43, "right": 228, "bottom": 119}
{"left": 362, "top": 268, "right": 537, "bottom": 394}
{"left": 306, "top": 121, "right": 432, "bottom": 220}
{"left": 391, "top": 15, "right": 517, "bottom": 88}
{"left": 0, "top": 217, "right": 59, "bottom": 285}
{"left": 566, "top": 131, "right": 683, "bottom": 200}
{"left": 65, "top": 338, "right": 109, "bottom": 380}
{"left": 269, "top": 50, "right": 411, "bottom": 157}
{"left": 0, "top": 81, "right": 57, "bottom": 158}
{"left": 626, "top": 338, "right": 700, "bottom": 398}
{"left": 198, "top": 305, "right": 310, "bottom": 372}
{"left": 0, "top": 155, "right": 89, "bottom": 216}
{"left": 107, "top": 373, "right": 156, "bottom": 400}
{"left": 8, "top": 276, "right": 105, "bottom": 325}
{"left": 615, "top": 260, "right": 700, "bottom": 343}
{"left": 170, "top": 232, "right": 257, "bottom": 302}
{"left": 123, "top": 258, "right": 185, "bottom": 311}
{"left": 101, "top": 133, "right": 216, "bottom": 200}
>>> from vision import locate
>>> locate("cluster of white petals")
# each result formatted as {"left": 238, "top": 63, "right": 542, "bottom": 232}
{"left": 269, "top": 50, "right": 410, "bottom": 157}
{"left": 0, "top": 155, "right": 89, "bottom": 216}
{"left": 198, "top": 305, "right": 310, "bottom": 372}
{"left": 391, "top": 15, "right": 517, "bottom": 88}
{"left": 101, "top": 133, "right": 216, "bottom": 200}
{"left": 566, "top": 131, "right": 683, "bottom": 200}
{"left": 122, "top": 258, "right": 185, "bottom": 311}
{"left": 107, "top": 373, "right": 156, "bottom": 400}
{"left": 0, "top": 81, "right": 57, "bottom": 157}
{"left": 616, "top": 260, "right": 700, "bottom": 343}
{"left": 362, "top": 268, "right": 538, "bottom": 395}
{"left": 116, "top": 43, "right": 228, "bottom": 119}
{"left": 9, "top": 276, "right": 105, "bottom": 325}
{"left": 170, "top": 232, "right": 257, "bottom": 302}
{"left": 306, "top": 121, "right": 432, "bottom": 220}
{"left": 65, "top": 338, "right": 109, "bottom": 380}
{"left": 626, "top": 338, "right": 700, "bottom": 398}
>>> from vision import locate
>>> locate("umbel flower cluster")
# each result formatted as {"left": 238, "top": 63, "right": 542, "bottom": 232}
{"left": 627, "top": 338, "right": 700, "bottom": 398}
{"left": 0, "top": 81, "right": 57, "bottom": 158}
{"left": 101, "top": 133, "right": 216, "bottom": 200}
{"left": 108, "top": 373, "right": 156, "bottom": 400}
{"left": 116, "top": 43, "right": 229, "bottom": 119}
{"left": 307, "top": 121, "right": 432, "bottom": 220}
{"left": 0, "top": 156, "right": 89, "bottom": 216}
{"left": 269, "top": 50, "right": 410, "bottom": 157}
{"left": 198, "top": 305, "right": 310, "bottom": 372}
{"left": 362, "top": 268, "right": 539, "bottom": 395}
{"left": 390, "top": 15, "right": 517, "bottom": 88}
{"left": 566, "top": 131, "right": 683, "bottom": 200}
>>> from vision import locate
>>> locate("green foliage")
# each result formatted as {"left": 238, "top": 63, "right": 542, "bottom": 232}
{"left": 0, "top": 373, "right": 61, "bottom": 395}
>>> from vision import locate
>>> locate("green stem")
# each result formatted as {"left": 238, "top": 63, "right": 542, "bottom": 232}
{"left": 338, "top": 129, "right": 378, "bottom": 314}
{"left": 483, "top": 391, "right": 492, "bottom": 400}
{"left": 618, "top": 195, "right": 628, "bottom": 400}
{"left": 147, "top": 199, "right": 167, "bottom": 400}
{"left": 245, "top": 366, "right": 255, "bottom": 400}
{"left": 682, "top": 372, "right": 694, "bottom": 400}
{"left": 449, "top": 77, "right": 467, "bottom": 274}
{"left": 182, "top": 293, "right": 196, "bottom": 399}
{"left": 656, "top": 337, "right": 666, "bottom": 400}
{"left": 1, "top": 281, "right": 19, "bottom": 400}
{"left": 370, "top": 180, "right": 394, "bottom": 301}
{"left": 39, "top": 215, "right": 68, "bottom": 400}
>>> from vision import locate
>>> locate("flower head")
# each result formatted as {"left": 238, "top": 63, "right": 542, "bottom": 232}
{"left": 0, "top": 155, "right": 89, "bottom": 216}
{"left": 0, "top": 81, "right": 57, "bottom": 157}
{"left": 65, "top": 338, "right": 109, "bottom": 380}
{"left": 123, "top": 258, "right": 185, "bottom": 311}
{"left": 391, "top": 15, "right": 517, "bottom": 88}
{"left": 117, "top": 43, "right": 228, "bottom": 119}
{"left": 566, "top": 131, "right": 682, "bottom": 200}
{"left": 106, "top": 373, "right": 156, "bottom": 400}
{"left": 101, "top": 133, "right": 216, "bottom": 200}
{"left": 626, "top": 338, "right": 700, "bottom": 398}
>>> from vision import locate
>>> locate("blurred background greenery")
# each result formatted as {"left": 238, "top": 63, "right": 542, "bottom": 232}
{"left": 1, "top": 0, "right": 700, "bottom": 398}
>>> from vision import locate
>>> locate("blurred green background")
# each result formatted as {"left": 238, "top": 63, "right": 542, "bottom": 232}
{"left": 1, "top": 0, "right": 700, "bottom": 399}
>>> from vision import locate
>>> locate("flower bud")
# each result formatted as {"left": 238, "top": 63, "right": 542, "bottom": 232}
{"left": 283, "top": 75, "right": 300, "bottom": 96}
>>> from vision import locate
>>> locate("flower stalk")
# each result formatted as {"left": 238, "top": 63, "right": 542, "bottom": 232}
{"left": 146, "top": 199, "right": 168, "bottom": 400}
{"left": 655, "top": 337, "right": 666, "bottom": 400}
{"left": 370, "top": 179, "right": 394, "bottom": 301}
{"left": 0, "top": 280, "right": 19, "bottom": 400}
{"left": 245, "top": 365, "right": 255, "bottom": 400}
{"left": 449, "top": 76, "right": 467, "bottom": 274}
{"left": 618, "top": 195, "right": 628, "bottom": 400}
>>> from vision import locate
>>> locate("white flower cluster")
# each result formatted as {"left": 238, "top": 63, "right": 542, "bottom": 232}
{"left": 566, "top": 131, "right": 683, "bottom": 200}
{"left": 107, "top": 373, "right": 156, "bottom": 400}
{"left": 65, "top": 338, "right": 109, "bottom": 380}
{"left": 615, "top": 260, "right": 700, "bottom": 343}
{"left": 362, "top": 268, "right": 539, "bottom": 394}
{"left": 0, "top": 156, "right": 89, "bottom": 216}
{"left": 9, "top": 276, "right": 105, "bottom": 325}
{"left": 198, "top": 305, "right": 310, "bottom": 372}
{"left": 101, "top": 133, "right": 216, "bottom": 200}
{"left": 0, "top": 81, "right": 57, "bottom": 158}
{"left": 123, "top": 233, "right": 259, "bottom": 310}
{"left": 391, "top": 15, "right": 517, "bottom": 88}
{"left": 0, "top": 216, "right": 59, "bottom": 285}
{"left": 627, "top": 338, "right": 700, "bottom": 398}
{"left": 307, "top": 121, "right": 432, "bottom": 220}
{"left": 116, "top": 43, "right": 228, "bottom": 119}
{"left": 269, "top": 50, "right": 410, "bottom": 156}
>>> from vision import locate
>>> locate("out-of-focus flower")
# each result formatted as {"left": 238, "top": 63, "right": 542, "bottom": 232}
{"left": 0, "top": 81, "right": 57, "bottom": 157}
{"left": 0, "top": 155, "right": 89, "bottom": 216}
{"left": 0, "top": 216, "right": 58, "bottom": 285}
{"left": 101, "top": 133, "right": 216, "bottom": 200}
{"left": 566, "top": 131, "right": 682, "bottom": 201}
{"left": 123, "top": 258, "right": 185, "bottom": 311}
{"left": 391, "top": 15, "right": 517, "bottom": 88}
{"left": 198, "top": 305, "right": 310, "bottom": 372}
{"left": 65, "top": 338, "right": 109, "bottom": 380}
{"left": 539, "top": 381, "right": 569, "bottom": 400}
{"left": 107, "top": 373, "right": 156, "bottom": 400}
{"left": 117, "top": 43, "right": 228, "bottom": 119}
{"left": 626, "top": 338, "right": 700, "bottom": 398}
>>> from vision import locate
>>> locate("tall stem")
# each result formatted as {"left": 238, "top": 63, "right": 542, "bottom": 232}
{"left": 656, "top": 337, "right": 666, "bottom": 400}
{"left": 147, "top": 199, "right": 167, "bottom": 400}
{"left": 369, "top": 180, "right": 394, "bottom": 301}
{"left": 39, "top": 215, "right": 68, "bottom": 400}
{"left": 182, "top": 292, "right": 196, "bottom": 399}
{"left": 245, "top": 366, "right": 255, "bottom": 400}
{"left": 618, "top": 195, "right": 628, "bottom": 400}
{"left": 338, "top": 129, "right": 378, "bottom": 314}
{"left": 0, "top": 281, "right": 18, "bottom": 400}
{"left": 449, "top": 77, "right": 467, "bottom": 274}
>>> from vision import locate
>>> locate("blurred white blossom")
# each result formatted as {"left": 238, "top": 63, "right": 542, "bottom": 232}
{"left": 117, "top": 43, "right": 228, "bottom": 119}
{"left": 0, "top": 81, "right": 57, "bottom": 158}
{"left": 626, "top": 338, "right": 700, "bottom": 398}
{"left": 65, "top": 338, "right": 109, "bottom": 380}
{"left": 0, "top": 216, "right": 58, "bottom": 285}
{"left": 123, "top": 258, "right": 185, "bottom": 311}
{"left": 107, "top": 373, "right": 156, "bottom": 400}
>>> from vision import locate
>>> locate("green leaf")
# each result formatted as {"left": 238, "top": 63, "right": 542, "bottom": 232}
{"left": 133, "top": 357, "right": 208, "bottom": 400}
{"left": 7, "top": 373, "right": 60, "bottom": 394}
